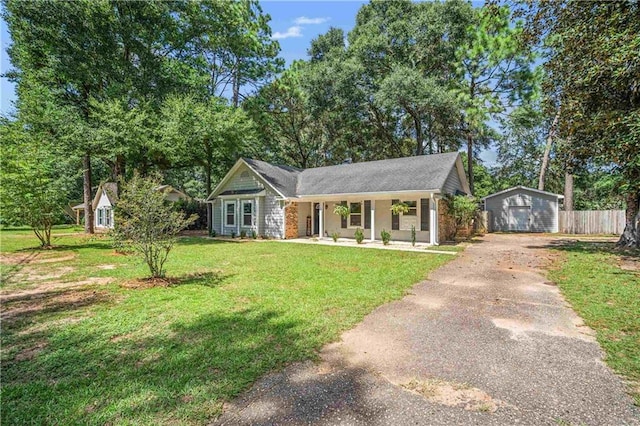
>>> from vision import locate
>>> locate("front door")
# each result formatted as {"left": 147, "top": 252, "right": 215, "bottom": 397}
{"left": 509, "top": 206, "right": 530, "bottom": 231}
{"left": 313, "top": 203, "right": 320, "bottom": 235}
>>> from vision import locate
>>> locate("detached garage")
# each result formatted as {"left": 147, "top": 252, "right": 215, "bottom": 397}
{"left": 482, "top": 186, "right": 563, "bottom": 233}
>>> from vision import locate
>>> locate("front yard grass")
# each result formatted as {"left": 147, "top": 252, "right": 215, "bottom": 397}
{"left": 0, "top": 229, "right": 454, "bottom": 425}
{"left": 549, "top": 241, "right": 640, "bottom": 404}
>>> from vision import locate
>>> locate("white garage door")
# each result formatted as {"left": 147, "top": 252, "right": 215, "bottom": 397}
{"left": 509, "top": 206, "right": 530, "bottom": 231}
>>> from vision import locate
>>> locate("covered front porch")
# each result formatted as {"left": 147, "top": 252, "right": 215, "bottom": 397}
{"left": 286, "top": 193, "right": 441, "bottom": 245}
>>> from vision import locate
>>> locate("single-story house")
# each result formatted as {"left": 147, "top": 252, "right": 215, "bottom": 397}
{"left": 72, "top": 182, "right": 190, "bottom": 230}
{"left": 206, "top": 152, "right": 470, "bottom": 244}
{"left": 482, "top": 186, "right": 563, "bottom": 233}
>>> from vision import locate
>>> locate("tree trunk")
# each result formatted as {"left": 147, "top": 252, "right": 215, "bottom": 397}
{"left": 113, "top": 154, "right": 126, "bottom": 194}
{"left": 467, "top": 132, "right": 474, "bottom": 195}
{"left": 413, "top": 113, "right": 423, "bottom": 156}
{"left": 83, "top": 152, "right": 94, "bottom": 234}
{"left": 563, "top": 170, "right": 574, "bottom": 211}
{"left": 617, "top": 191, "right": 640, "bottom": 248}
{"left": 232, "top": 59, "right": 241, "bottom": 108}
{"left": 538, "top": 108, "right": 560, "bottom": 191}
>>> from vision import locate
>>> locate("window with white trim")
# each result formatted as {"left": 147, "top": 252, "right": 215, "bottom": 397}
{"left": 242, "top": 200, "right": 253, "bottom": 227}
{"left": 400, "top": 200, "right": 418, "bottom": 230}
{"left": 225, "top": 201, "right": 236, "bottom": 226}
{"left": 349, "top": 202, "right": 362, "bottom": 227}
{"left": 105, "top": 208, "right": 112, "bottom": 227}
{"left": 97, "top": 208, "right": 104, "bottom": 226}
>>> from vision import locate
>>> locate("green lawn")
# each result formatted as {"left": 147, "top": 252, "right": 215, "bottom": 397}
{"left": 549, "top": 241, "right": 640, "bottom": 404}
{"left": 0, "top": 228, "right": 454, "bottom": 425}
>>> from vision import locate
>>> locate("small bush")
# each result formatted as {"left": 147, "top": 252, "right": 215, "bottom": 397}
{"left": 231, "top": 231, "right": 236, "bottom": 239}
{"left": 332, "top": 232, "right": 339, "bottom": 242}
{"left": 354, "top": 228, "right": 364, "bottom": 244}
{"left": 113, "top": 173, "right": 197, "bottom": 278}
{"left": 411, "top": 225, "right": 416, "bottom": 247}
{"left": 251, "top": 230, "right": 257, "bottom": 239}
{"left": 210, "top": 229, "right": 217, "bottom": 237}
{"left": 381, "top": 229, "right": 391, "bottom": 245}
{"left": 240, "top": 230, "right": 247, "bottom": 239}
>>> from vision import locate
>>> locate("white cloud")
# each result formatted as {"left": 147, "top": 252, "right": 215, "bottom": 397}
{"left": 293, "top": 16, "right": 330, "bottom": 25}
{"left": 272, "top": 26, "right": 303, "bottom": 40}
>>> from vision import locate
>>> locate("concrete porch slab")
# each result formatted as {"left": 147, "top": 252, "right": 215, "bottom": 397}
{"left": 279, "top": 237, "right": 458, "bottom": 255}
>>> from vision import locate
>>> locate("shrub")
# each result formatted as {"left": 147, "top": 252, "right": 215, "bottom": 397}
{"left": 231, "top": 230, "right": 236, "bottom": 239}
{"left": 381, "top": 229, "right": 391, "bottom": 245}
{"left": 411, "top": 225, "right": 416, "bottom": 247}
{"left": 442, "top": 194, "right": 478, "bottom": 239}
{"left": 173, "top": 199, "right": 207, "bottom": 230}
{"left": 354, "top": 228, "right": 364, "bottom": 244}
{"left": 251, "top": 230, "right": 257, "bottom": 239}
{"left": 112, "top": 173, "right": 197, "bottom": 278}
{"left": 240, "top": 230, "right": 247, "bottom": 239}
{"left": 210, "top": 229, "right": 217, "bottom": 237}
{"left": 332, "top": 231, "right": 340, "bottom": 242}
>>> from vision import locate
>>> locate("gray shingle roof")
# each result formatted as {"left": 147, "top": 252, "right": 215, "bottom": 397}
{"left": 297, "top": 152, "right": 460, "bottom": 196}
{"left": 243, "top": 158, "right": 301, "bottom": 197}
{"left": 241, "top": 152, "right": 461, "bottom": 198}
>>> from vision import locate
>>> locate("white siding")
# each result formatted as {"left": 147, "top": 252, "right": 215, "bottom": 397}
{"left": 485, "top": 188, "right": 558, "bottom": 233}
{"left": 263, "top": 190, "right": 284, "bottom": 239}
{"left": 442, "top": 167, "right": 464, "bottom": 195}
{"left": 95, "top": 191, "right": 114, "bottom": 229}
{"left": 225, "top": 164, "right": 265, "bottom": 192}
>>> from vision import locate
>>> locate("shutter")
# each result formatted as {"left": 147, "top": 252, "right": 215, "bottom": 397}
{"left": 391, "top": 199, "right": 400, "bottom": 230}
{"left": 364, "top": 200, "right": 371, "bottom": 229}
{"left": 341, "top": 201, "right": 347, "bottom": 228}
{"left": 421, "top": 198, "right": 430, "bottom": 231}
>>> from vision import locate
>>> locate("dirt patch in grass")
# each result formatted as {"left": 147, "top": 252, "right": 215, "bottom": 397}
{"left": 120, "top": 271, "right": 228, "bottom": 289}
{"left": 403, "top": 378, "right": 508, "bottom": 413}
{"left": 14, "top": 341, "right": 49, "bottom": 361}
{"left": 0, "top": 251, "right": 77, "bottom": 265}
{"left": 1, "top": 277, "right": 113, "bottom": 303}
{"left": 1, "top": 287, "right": 114, "bottom": 322}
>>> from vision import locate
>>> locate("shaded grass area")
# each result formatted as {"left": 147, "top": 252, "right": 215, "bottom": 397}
{"left": 548, "top": 240, "right": 640, "bottom": 404}
{"left": 1, "top": 230, "right": 453, "bottom": 424}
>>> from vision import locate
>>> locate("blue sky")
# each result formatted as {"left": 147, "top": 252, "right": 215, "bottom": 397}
{"left": 0, "top": 1, "right": 367, "bottom": 116}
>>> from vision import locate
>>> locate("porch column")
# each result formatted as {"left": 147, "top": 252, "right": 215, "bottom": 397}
{"left": 370, "top": 200, "right": 376, "bottom": 241}
{"left": 236, "top": 198, "right": 240, "bottom": 236}
{"left": 319, "top": 201, "right": 324, "bottom": 239}
{"left": 429, "top": 194, "right": 438, "bottom": 245}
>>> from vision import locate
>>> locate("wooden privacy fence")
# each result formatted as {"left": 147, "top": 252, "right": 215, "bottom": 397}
{"left": 559, "top": 210, "right": 625, "bottom": 235}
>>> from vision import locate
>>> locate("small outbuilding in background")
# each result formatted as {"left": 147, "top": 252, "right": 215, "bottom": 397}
{"left": 482, "top": 186, "right": 563, "bottom": 233}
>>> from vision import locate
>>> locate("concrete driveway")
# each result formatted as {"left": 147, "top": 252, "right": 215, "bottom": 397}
{"left": 213, "top": 234, "right": 639, "bottom": 425}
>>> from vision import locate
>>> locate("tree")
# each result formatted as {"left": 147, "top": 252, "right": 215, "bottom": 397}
{"left": 245, "top": 61, "right": 323, "bottom": 168}
{"left": 454, "top": 5, "right": 537, "bottom": 194}
{"left": 112, "top": 173, "right": 196, "bottom": 278}
{"left": 0, "top": 119, "right": 72, "bottom": 248}
{"left": 527, "top": 1, "right": 640, "bottom": 246}
{"left": 161, "top": 95, "right": 256, "bottom": 197}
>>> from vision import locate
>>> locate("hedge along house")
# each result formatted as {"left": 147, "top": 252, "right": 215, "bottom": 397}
{"left": 71, "top": 182, "right": 190, "bottom": 230}
{"left": 482, "top": 186, "right": 563, "bottom": 233}
{"left": 206, "top": 152, "right": 470, "bottom": 244}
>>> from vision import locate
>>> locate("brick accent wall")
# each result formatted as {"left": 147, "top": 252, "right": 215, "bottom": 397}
{"left": 285, "top": 202, "right": 299, "bottom": 239}
{"left": 438, "top": 199, "right": 471, "bottom": 242}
